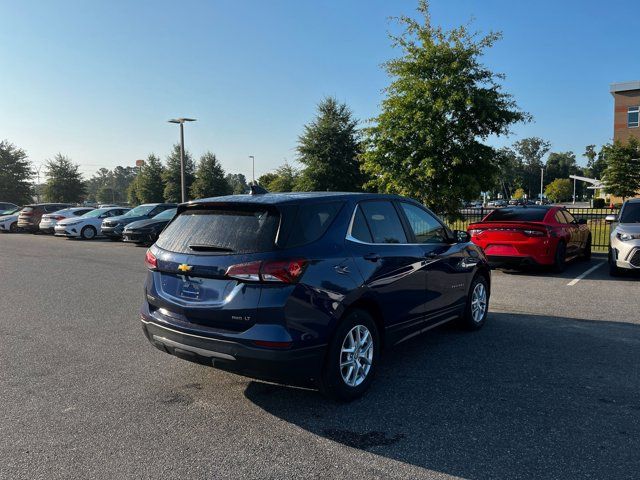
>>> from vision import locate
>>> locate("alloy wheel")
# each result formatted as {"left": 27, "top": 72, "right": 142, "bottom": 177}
{"left": 471, "top": 282, "right": 487, "bottom": 323}
{"left": 340, "top": 325, "right": 373, "bottom": 387}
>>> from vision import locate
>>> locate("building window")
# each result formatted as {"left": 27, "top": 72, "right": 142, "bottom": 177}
{"left": 629, "top": 106, "right": 640, "bottom": 128}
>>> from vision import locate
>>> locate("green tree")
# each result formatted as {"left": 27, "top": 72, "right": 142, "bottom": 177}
{"left": 545, "top": 151, "right": 578, "bottom": 183}
{"left": 257, "top": 172, "right": 278, "bottom": 189}
{"left": 0, "top": 140, "right": 33, "bottom": 205}
{"left": 295, "top": 97, "right": 363, "bottom": 192}
{"left": 127, "top": 177, "right": 142, "bottom": 206}
{"left": 163, "top": 144, "right": 195, "bottom": 202}
{"left": 96, "top": 185, "right": 117, "bottom": 203}
{"left": 43, "top": 154, "right": 86, "bottom": 203}
{"left": 544, "top": 178, "right": 573, "bottom": 203}
{"left": 602, "top": 138, "right": 640, "bottom": 200}
{"left": 267, "top": 162, "right": 299, "bottom": 192}
{"left": 512, "top": 138, "right": 550, "bottom": 198}
{"left": 361, "top": 2, "right": 529, "bottom": 217}
{"left": 225, "top": 173, "right": 248, "bottom": 194}
{"left": 584, "top": 144, "right": 607, "bottom": 180}
{"left": 513, "top": 188, "right": 525, "bottom": 200}
{"left": 191, "top": 152, "right": 232, "bottom": 199}
{"left": 135, "top": 154, "right": 165, "bottom": 203}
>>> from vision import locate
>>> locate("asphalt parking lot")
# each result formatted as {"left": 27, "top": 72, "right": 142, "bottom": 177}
{"left": 1, "top": 234, "right": 639, "bottom": 480}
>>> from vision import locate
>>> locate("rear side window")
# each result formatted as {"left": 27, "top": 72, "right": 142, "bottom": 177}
{"left": 350, "top": 207, "right": 373, "bottom": 243}
{"left": 485, "top": 208, "right": 548, "bottom": 222}
{"left": 359, "top": 201, "right": 407, "bottom": 244}
{"left": 400, "top": 203, "right": 448, "bottom": 244}
{"left": 554, "top": 211, "right": 568, "bottom": 224}
{"left": 156, "top": 207, "right": 280, "bottom": 254}
{"left": 285, "top": 202, "right": 342, "bottom": 248}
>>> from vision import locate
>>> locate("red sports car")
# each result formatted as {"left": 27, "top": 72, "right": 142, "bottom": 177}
{"left": 467, "top": 206, "right": 591, "bottom": 271}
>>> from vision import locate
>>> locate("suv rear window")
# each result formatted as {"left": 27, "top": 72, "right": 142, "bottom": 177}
{"left": 485, "top": 208, "right": 548, "bottom": 222}
{"left": 156, "top": 207, "right": 280, "bottom": 254}
{"left": 284, "top": 202, "right": 342, "bottom": 248}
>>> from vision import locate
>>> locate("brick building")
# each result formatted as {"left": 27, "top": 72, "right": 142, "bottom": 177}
{"left": 611, "top": 80, "right": 640, "bottom": 143}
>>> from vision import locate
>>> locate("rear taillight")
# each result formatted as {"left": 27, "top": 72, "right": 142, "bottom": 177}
{"left": 523, "top": 229, "right": 545, "bottom": 237}
{"left": 225, "top": 261, "right": 261, "bottom": 281}
{"left": 51, "top": 215, "right": 65, "bottom": 221}
{"left": 21, "top": 212, "right": 33, "bottom": 216}
{"left": 145, "top": 250, "right": 158, "bottom": 270}
{"left": 468, "top": 228, "right": 483, "bottom": 236}
{"left": 226, "top": 259, "right": 307, "bottom": 284}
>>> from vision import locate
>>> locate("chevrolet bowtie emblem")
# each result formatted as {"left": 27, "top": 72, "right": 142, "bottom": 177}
{"left": 178, "top": 264, "right": 192, "bottom": 273}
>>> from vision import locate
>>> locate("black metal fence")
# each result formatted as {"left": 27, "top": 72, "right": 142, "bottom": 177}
{"left": 444, "top": 207, "right": 619, "bottom": 252}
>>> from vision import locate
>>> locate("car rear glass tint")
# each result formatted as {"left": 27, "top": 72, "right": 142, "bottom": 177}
{"left": 284, "top": 202, "right": 342, "bottom": 248}
{"left": 359, "top": 201, "right": 407, "bottom": 244}
{"left": 21, "top": 207, "right": 34, "bottom": 213}
{"left": 156, "top": 207, "right": 280, "bottom": 254}
{"left": 485, "top": 208, "right": 548, "bottom": 222}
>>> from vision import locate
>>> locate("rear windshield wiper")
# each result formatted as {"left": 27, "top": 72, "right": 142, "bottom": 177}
{"left": 188, "top": 244, "right": 235, "bottom": 252}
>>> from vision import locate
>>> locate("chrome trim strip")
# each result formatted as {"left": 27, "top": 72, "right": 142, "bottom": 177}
{"left": 141, "top": 317, "right": 236, "bottom": 345}
{"left": 152, "top": 334, "right": 236, "bottom": 361}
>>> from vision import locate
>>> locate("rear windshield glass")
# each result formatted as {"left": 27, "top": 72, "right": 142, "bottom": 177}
{"left": 21, "top": 207, "right": 34, "bottom": 213}
{"left": 485, "top": 208, "right": 548, "bottom": 222}
{"left": 284, "top": 202, "right": 342, "bottom": 248}
{"left": 620, "top": 203, "right": 640, "bottom": 223}
{"left": 156, "top": 207, "right": 280, "bottom": 254}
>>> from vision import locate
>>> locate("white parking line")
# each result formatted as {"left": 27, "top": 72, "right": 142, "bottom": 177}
{"left": 567, "top": 262, "right": 604, "bottom": 286}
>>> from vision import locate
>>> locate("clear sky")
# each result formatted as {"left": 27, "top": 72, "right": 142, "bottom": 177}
{"left": 0, "top": 0, "right": 637, "bottom": 180}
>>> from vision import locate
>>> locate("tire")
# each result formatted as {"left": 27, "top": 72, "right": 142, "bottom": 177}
{"left": 553, "top": 241, "right": 567, "bottom": 273}
{"left": 9, "top": 222, "right": 18, "bottom": 233}
{"left": 319, "top": 309, "right": 379, "bottom": 402}
{"left": 608, "top": 248, "right": 622, "bottom": 277}
{"left": 581, "top": 235, "right": 592, "bottom": 261}
{"left": 80, "top": 225, "right": 97, "bottom": 240}
{"left": 459, "top": 274, "right": 489, "bottom": 330}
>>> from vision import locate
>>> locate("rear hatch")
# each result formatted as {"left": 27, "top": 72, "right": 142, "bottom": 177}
{"left": 147, "top": 203, "right": 293, "bottom": 332}
{"left": 18, "top": 206, "right": 37, "bottom": 225}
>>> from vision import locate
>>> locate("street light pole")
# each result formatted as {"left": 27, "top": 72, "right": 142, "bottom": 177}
{"left": 168, "top": 118, "right": 196, "bottom": 203}
{"left": 540, "top": 167, "right": 544, "bottom": 202}
{"left": 249, "top": 156, "right": 255, "bottom": 185}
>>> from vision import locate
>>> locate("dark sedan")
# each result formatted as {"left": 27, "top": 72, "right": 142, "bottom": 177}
{"left": 140, "top": 192, "right": 491, "bottom": 401}
{"left": 122, "top": 208, "right": 177, "bottom": 245}
{"left": 101, "top": 203, "right": 176, "bottom": 240}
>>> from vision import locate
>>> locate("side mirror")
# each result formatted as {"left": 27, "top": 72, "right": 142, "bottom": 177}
{"left": 577, "top": 218, "right": 587, "bottom": 225}
{"left": 605, "top": 214, "right": 617, "bottom": 223}
{"left": 454, "top": 230, "right": 471, "bottom": 243}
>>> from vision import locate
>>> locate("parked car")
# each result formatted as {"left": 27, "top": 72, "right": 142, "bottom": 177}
{"left": 39, "top": 207, "right": 95, "bottom": 233}
{"left": 17, "top": 203, "right": 73, "bottom": 233}
{"left": 102, "top": 203, "right": 177, "bottom": 240}
{"left": 140, "top": 192, "right": 491, "bottom": 400}
{"left": 0, "top": 202, "right": 19, "bottom": 212}
{"left": 606, "top": 199, "right": 640, "bottom": 276}
{"left": 467, "top": 205, "right": 591, "bottom": 271}
{"left": 122, "top": 208, "right": 177, "bottom": 246}
{"left": 0, "top": 207, "right": 23, "bottom": 233}
{"left": 55, "top": 207, "right": 131, "bottom": 239}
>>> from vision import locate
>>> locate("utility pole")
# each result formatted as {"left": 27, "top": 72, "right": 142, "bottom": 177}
{"left": 168, "top": 118, "right": 197, "bottom": 202}
{"left": 35, "top": 165, "right": 42, "bottom": 202}
{"left": 249, "top": 156, "right": 255, "bottom": 185}
{"left": 540, "top": 167, "right": 544, "bottom": 202}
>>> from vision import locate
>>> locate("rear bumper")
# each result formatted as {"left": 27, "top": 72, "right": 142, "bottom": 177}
{"left": 474, "top": 238, "right": 555, "bottom": 266}
{"left": 17, "top": 222, "right": 38, "bottom": 232}
{"left": 487, "top": 255, "right": 546, "bottom": 267}
{"left": 140, "top": 311, "right": 325, "bottom": 386}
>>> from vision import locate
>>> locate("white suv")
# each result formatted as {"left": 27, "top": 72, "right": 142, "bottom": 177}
{"left": 607, "top": 199, "right": 640, "bottom": 276}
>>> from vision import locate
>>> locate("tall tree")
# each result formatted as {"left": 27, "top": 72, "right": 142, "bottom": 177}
{"left": 0, "top": 140, "right": 33, "bottom": 205}
{"left": 225, "top": 173, "right": 248, "bottom": 194}
{"left": 43, "top": 154, "right": 86, "bottom": 203}
{"left": 602, "top": 138, "right": 640, "bottom": 200}
{"left": 295, "top": 97, "right": 363, "bottom": 192}
{"left": 163, "top": 144, "right": 195, "bottom": 202}
{"left": 545, "top": 151, "right": 578, "bottom": 183}
{"left": 584, "top": 144, "right": 607, "bottom": 180}
{"left": 136, "top": 154, "right": 166, "bottom": 203}
{"left": 512, "top": 137, "right": 551, "bottom": 198}
{"left": 361, "top": 1, "right": 529, "bottom": 217}
{"left": 191, "top": 152, "right": 232, "bottom": 199}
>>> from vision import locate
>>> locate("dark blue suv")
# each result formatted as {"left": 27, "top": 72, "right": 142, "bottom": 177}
{"left": 140, "top": 192, "right": 491, "bottom": 400}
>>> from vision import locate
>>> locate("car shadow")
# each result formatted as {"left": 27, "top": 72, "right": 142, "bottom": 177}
{"left": 496, "top": 254, "right": 639, "bottom": 282}
{"left": 244, "top": 313, "right": 640, "bottom": 479}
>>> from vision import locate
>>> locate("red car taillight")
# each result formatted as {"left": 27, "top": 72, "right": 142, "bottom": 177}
{"left": 145, "top": 250, "right": 158, "bottom": 270}
{"left": 226, "top": 259, "right": 307, "bottom": 284}
{"left": 50, "top": 215, "right": 65, "bottom": 221}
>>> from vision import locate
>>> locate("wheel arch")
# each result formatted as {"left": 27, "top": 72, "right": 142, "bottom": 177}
{"left": 340, "top": 297, "right": 386, "bottom": 351}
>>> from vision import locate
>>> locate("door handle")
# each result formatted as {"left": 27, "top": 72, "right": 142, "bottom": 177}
{"left": 363, "top": 253, "right": 381, "bottom": 262}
